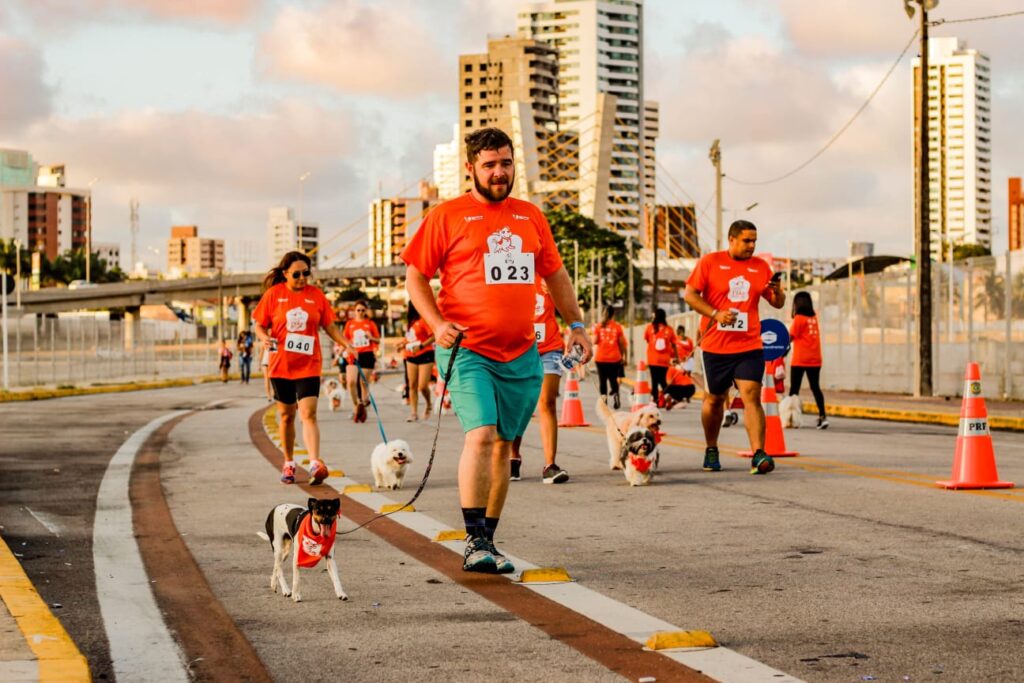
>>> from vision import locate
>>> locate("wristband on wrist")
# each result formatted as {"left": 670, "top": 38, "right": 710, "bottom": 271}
{"left": 569, "top": 321, "right": 585, "bottom": 331}
{"left": 711, "top": 309, "right": 719, "bottom": 319}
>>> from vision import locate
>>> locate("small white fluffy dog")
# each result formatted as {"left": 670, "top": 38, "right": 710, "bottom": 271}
{"left": 371, "top": 439, "right": 414, "bottom": 490}
{"left": 323, "top": 378, "right": 345, "bottom": 412}
{"left": 779, "top": 395, "right": 804, "bottom": 428}
{"left": 618, "top": 426, "right": 659, "bottom": 486}
{"left": 595, "top": 399, "right": 663, "bottom": 471}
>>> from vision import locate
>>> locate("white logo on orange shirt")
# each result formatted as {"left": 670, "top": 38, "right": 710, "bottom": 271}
{"left": 486, "top": 226, "right": 523, "bottom": 264}
{"left": 286, "top": 307, "right": 310, "bottom": 332}
{"left": 727, "top": 276, "right": 751, "bottom": 303}
{"left": 534, "top": 293, "right": 545, "bottom": 318}
{"left": 512, "top": 213, "right": 530, "bottom": 221}
{"left": 464, "top": 215, "right": 483, "bottom": 222}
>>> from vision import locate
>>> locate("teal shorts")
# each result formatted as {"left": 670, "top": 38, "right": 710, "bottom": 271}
{"left": 435, "top": 344, "right": 543, "bottom": 441}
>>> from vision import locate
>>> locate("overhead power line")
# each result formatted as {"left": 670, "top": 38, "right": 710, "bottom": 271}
{"left": 932, "top": 9, "right": 1024, "bottom": 25}
{"left": 725, "top": 29, "right": 919, "bottom": 186}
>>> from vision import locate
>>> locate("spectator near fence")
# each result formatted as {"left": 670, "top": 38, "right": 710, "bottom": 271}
{"left": 788, "top": 291, "right": 828, "bottom": 429}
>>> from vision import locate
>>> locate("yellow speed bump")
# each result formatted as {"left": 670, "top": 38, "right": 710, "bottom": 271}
{"left": 343, "top": 484, "right": 372, "bottom": 494}
{"left": 328, "top": 469, "right": 345, "bottom": 478}
{"left": 379, "top": 503, "right": 414, "bottom": 513}
{"left": 434, "top": 530, "right": 466, "bottom": 542}
{"left": 644, "top": 630, "right": 718, "bottom": 651}
{"left": 518, "top": 567, "right": 573, "bottom": 583}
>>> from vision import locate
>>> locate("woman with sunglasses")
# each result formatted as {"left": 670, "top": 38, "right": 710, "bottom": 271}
{"left": 253, "top": 251, "right": 351, "bottom": 484}
{"left": 343, "top": 299, "right": 381, "bottom": 421}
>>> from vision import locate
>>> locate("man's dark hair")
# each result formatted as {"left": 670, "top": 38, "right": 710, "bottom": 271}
{"left": 465, "top": 128, "right": 514, "bottom": 164}
{"left": 728, "top": 219, "right": 757, "bottom": 239}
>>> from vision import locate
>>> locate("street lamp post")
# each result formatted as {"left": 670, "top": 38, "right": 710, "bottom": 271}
{"left": 85, "top": 177, "right": 99, "bottom": 283}
{"left": 906, "top": 0, "right": 936, "bottom": 396}
{"left": 709, "top": 140, "right": 723, "bottom": 251}
{"left": 298, "top": 171, "right": 311, "bottom": 254}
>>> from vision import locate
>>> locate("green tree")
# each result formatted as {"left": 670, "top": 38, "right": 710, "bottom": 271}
{"left": 545, "top": 209, "right": 642, "bottom": 317}
{"left": 0, "top": 240, "right": 32, "bottom": 276}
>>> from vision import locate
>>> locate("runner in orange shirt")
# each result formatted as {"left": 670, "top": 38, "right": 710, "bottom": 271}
{"left": 663, "top": 361, "right": 696, "bottom": 409}
{"left": 644, "top": 309, "right": 679, "bottom": 406}
{"left": 253, "top": 251, "right": 351, "bottom": 485}
{"left": 342, "top": 300, "right": 380, "bottom": 420}
{"left": 592, "top": 305, "right": 628, "bottom": 409}
{"left": 683, "top": 220, "right": 785, "bottom": 474}
{"left": 788, "top": 291, "right": 828, "bottom": 428}
{"left": 675, "top": 325, "right": 695, "bottom": 371}
{"left": 402, "top": 127, "right": 591, "bottom": 574}
{"left": 510, "top": 281, "right": 571, "bottom": 485}
{"left": 401, "top": 302, "right": 435, "bottom": 422}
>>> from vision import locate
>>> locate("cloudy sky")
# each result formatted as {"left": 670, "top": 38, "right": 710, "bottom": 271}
{"left": 2, "top": 0, "right": 1021, "bottom": 271}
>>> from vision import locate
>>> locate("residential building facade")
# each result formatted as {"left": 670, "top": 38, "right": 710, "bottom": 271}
{"left": 368, "top": 182, "right": 438, "bottom": 267}
{"left": 166, "top": 225, "right": 224, "bottom": 276}
{"left": 913, "top": 37, "right": 992, "bottom": 255}
{"left": 267, "top": 207, "right": 319, "bottom": 268}
{"left": 1010, "top": 177, "right": 1023, "bottom": 251}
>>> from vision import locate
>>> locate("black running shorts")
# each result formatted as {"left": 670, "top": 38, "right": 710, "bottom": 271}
{"left": 271, "top": 376, "right": 322, "bottom": 404}
{"left": 700, "top": 348, "right": 765, "bottom": 396}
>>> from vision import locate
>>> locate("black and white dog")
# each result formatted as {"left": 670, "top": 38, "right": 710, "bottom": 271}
{"left": 617, "top": 427, "right": 660, "bottom": 486}
{"left": 258, "top": 497, "right": 347, "bottom": 602}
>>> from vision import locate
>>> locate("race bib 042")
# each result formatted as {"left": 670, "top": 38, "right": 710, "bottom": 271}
{"left": 718, "top": 311, "right": 749, "bottom": 333}
{"left": 284, "top": 332, "right": 315, "bottom": 355}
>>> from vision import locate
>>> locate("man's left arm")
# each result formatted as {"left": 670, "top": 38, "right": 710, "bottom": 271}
{"left": 544, "top": 266, "right": 593, "bottom": 363}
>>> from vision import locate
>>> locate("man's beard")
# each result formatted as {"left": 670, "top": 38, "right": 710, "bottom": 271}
{"left": 472, "top": 169, "right": 514, "bottom": 202}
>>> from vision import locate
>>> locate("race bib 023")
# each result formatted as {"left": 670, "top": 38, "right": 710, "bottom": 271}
{"left": 484, "top": 252, "right": 534, "bottom": 285}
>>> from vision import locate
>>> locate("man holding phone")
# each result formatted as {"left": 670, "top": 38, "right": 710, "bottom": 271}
{"left": 683, "top": 220, "right": 786, "bottom": 474}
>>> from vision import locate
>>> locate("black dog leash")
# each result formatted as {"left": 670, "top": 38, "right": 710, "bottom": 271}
{"left": 337, "top": 332, "right": 463, "bottom": 536}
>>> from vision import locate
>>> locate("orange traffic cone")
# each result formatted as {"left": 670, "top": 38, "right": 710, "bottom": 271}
{"left": 558, "top": 370, "right": 590, "bottom": 427}
{"left": 740, "top": 364, "right": 798, "bottom": 458}
{"left": 631, "top": 360, "right": 653, "bottom": 412}
{"left": 936, "top": 363, "right": 1013, "bottom": 489}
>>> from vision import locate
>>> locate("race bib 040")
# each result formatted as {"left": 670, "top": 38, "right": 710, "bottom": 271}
{"left": 284, "top": 332, "right": 315, "bottom": 355}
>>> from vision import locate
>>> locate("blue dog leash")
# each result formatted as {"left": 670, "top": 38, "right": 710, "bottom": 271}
{"left": 354, "top": 361, "right": 389, "bottom": 444}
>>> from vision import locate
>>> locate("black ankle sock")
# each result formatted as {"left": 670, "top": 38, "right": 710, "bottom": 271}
{"left": 484, "top": 517, "right": 500, "bottom": 541}
{"left": 462, "top": 507, "right": 487, "bottom": 540}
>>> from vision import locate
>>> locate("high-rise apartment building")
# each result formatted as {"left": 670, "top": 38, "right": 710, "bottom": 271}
{"left": 369, "top": 182, "right": 438, "bottom": 267}
{"left": 913, "top": 37, "right": 992, "bottom": 255}
{"left": 1010, "top": 178, "right": 1024, "bottom": 251}
{"left": 267, "top": 207, "right": 319, "bottom": 268}
{"left": 651, "top": 204, "right": 699, "bottom": 258}
{"left": 433, "top": 125, "right": 461, "bottom": 201}
{"left": 166, "top": 225, "right": 224, "bottom": 276}
{"left": 643, "top": 101, "right": 658, "bottom": 207}
{"left": 518, "top": 0, "right": 650, "bottom": 233}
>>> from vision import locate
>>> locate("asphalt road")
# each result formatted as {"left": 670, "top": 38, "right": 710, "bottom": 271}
{"left": 2, "top": 377, "right": 1023, "bottom": 682}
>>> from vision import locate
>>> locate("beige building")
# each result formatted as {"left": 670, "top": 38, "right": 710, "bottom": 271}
{"left": 913, "top": 37, "right": 992, "bottom": 255}
{"left": 650, "top": 204, "right": 699, "bottom": 259}
{"left": 267, "top": 207, "right": 319, "bottom": 268}
{"left": 369, "top": 182, "right": 439, "bottom": 267}
{"left": 166, "top": 225, "right": 224, "bottom": 276}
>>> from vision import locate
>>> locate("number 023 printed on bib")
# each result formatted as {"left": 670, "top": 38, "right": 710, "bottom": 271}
{"left": 484, "top": 252, "right": 534, "bottom": 285}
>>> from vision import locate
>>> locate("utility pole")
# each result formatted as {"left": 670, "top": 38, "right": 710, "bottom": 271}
{"left": 650, "top": 204, "right": 659, "bottom": 313}
{"left": 627, "top": 239, "right": 635, "bottom": 363}
{"left": 85, "top": 177, "right": 99, "bottom": 282}
{"left": 130, "top": 198, "right": 139, "bottom": 276}
{"left": 907, "top": 0, "right": 936, "bottom": 396}
{"left": 709, "top": 139, "right": 723, "bottom": 251}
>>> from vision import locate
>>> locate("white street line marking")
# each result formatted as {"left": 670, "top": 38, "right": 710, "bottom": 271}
{"left": 24, "top": 507, "right": 62, "bottom": 537}
{"left": 325, "top": 469, "right": 803, "bottom": 682}
{"left": 93, "top": 411, "right": 190, "bottom": 683}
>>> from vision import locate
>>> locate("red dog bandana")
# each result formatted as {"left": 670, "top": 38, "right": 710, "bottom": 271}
{"left": 295, "top": 514, "right": 337, "bottom": 568}
{"left": 630, "top": 454, "right": 653, "bottom": 473}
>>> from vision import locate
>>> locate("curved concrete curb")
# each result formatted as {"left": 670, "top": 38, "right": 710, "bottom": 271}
{"left": 0, "top": 375, "right": 238, "bottom": 403}
{"left": 0, "top": 536, "right": 90, "bottom": 682}
{"left": 810, "top": 402, "right": 1024, "bottom": 433}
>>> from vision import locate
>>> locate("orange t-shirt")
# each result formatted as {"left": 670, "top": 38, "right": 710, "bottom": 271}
{"left": 592, "top": 321, "right": 626, "bottom": 363}
{"left": 344, "top": 319, "right": 380, "bottom": 354}
{"left": 790, "top": 314, "right": 822, "bottom": 367}
{"left": 667, "top": 366, "right": 694, "bottom": 386}
{"left": 252, "top": 283, "right": 335, "bottom": 380}
{"left": 403, "top": 319, "right": 434, "bottom": 359}
{"left": 686, "top": 251, "right": 774, "bottom": 355}
{"left": 400, "top": 193, "right": 563, "bottom": 362}
{"left": 533, "top": 284, "right": 563, "bottom": 355}
{"left": 644, "top": 324, "right": 678, "bottom": 367}
{"left": 294, "top": 514, "right": 337, "bottom": 569}
{"left": 676, "top": 337, "right": 695, "bottom": 360}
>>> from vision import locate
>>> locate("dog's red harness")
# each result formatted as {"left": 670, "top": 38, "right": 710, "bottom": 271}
{"left": 629, "top": 454, "right": 653, "bottom": 473}
{"left": 295, "top": 514, "right": 338, "bottom": 568}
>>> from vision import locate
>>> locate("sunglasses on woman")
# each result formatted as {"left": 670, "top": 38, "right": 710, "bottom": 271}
{"left": 289, "top": 270, "right": 311, "bottom": 279}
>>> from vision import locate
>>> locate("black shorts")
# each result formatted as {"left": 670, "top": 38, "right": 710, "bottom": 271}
{"left": 356, "top": 351, "right": 376, "bottom": 370}
{"left": 406, "top": 350, "right": 435, "bottom": 366}
{"left": 270, "top": 376, "right": 321, "bottom": 405}
{"left": 700, "top": 348, "right": 764, "bottom": 396}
